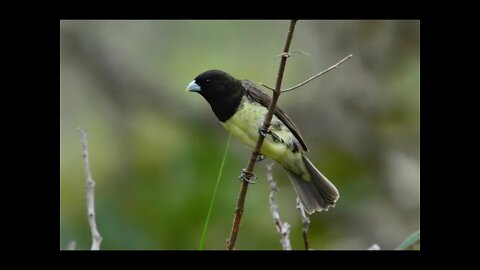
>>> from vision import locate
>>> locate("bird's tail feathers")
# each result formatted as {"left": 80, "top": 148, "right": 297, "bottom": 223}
{"left": 284, "top": 156, "right": 339, "bottom": 214}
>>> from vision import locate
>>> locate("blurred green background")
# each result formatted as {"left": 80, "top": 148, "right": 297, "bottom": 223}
{"left": 60, "top": 20, "right": 419, "bottom": 250}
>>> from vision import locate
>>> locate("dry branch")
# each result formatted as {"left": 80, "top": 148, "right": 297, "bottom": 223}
{"left": 226, "top": 19, "right": 298, "bottom": 250}
{"left": 259, "top": 54, "right": 353, "bottom": 92}
{"left": 266, "top": 163, "right": 292, "bottom": 250}
{"left": 296, "top": 198, "right": 311, "bottom": 250}
{"left": 79, "top": 128, "right": 103, "bottom": 250}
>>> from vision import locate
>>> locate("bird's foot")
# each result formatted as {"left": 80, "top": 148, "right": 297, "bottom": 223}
{"left": 258, "top": 127, "right": 270, "bottom": 138}
{"left": 259, "top": 127, "right": 283, "bottom": 143}
{"left": 256, "top": 154, "right": 265, "bottom": 163}
{"left": 238, "top": 169, "right": 257, "bottom": 184}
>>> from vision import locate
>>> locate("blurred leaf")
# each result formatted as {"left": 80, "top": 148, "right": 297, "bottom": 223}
{"left": 396, "top": 230, "right": 420, "bottom": 250}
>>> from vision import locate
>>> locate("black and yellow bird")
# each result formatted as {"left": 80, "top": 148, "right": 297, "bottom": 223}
{"left": 186, "top": 70, "right": 339, "bottom": 214}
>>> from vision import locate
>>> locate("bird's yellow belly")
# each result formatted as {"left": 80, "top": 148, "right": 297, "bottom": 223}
{"left": 223, "top": 120, "right": 288, "bottom": 161}
{"left": 221, "top": 100, "right": 306, "bottom": 176}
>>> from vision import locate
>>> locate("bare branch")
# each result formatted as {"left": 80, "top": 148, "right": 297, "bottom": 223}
{"left": 67, "top": 240, "right": 77, "bottom": 250}
{"left": 266, "top": 163, "right": 292, "bottom": 250}
{"left": 296, "top": 198, "right": 311, "bottom": 250}
{"left": 79, "top": 128, "right": 103, "bottom": 250}
{"left": 259, "top": 54, "right": 353, "bottom": 93}
{"left": 281, "top": 54, "right": 352, "bottom": 93}
{"left": 258, "top": 82, "right": 275, "bottom": 91}
{"left": 275, "top": 50, "right": 310, "bottom": 58}
{"left": 226, "top": 19, "right": 298, "bottom": 250}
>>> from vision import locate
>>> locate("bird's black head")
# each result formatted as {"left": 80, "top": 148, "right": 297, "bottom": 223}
{"left": 187, "top": 70, "right": 241, "bottom": 99}
{"left": 187, "top": 70, "right": 245, "bottom": 122}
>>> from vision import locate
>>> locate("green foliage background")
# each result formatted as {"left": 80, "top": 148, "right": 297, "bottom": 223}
{"left": 60, "top": 20, "right": 420, "bottom": 250}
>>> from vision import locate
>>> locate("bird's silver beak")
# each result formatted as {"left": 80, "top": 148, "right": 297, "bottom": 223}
{"left": 186, "top": 80, "right": 201, "bottom": 92}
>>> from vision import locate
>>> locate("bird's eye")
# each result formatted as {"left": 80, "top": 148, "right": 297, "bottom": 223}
{"left": 205, "top": 79, "right": 211, "bottom": 84}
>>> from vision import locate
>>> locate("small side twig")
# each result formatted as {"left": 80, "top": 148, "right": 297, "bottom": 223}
{"left": 79, "top": 128, "right": 103, "bottom": 250}
{"left": 275, "top": 50, "right": 310, "bottom": 58}
{"left": 296, "top": 198, "right": 311, "bottom": 250}
{"left": 266, "top": 163, "right": 291, "bottom": 250}
{"left": 259, "top": 54, "right": 353, "bottom": 92}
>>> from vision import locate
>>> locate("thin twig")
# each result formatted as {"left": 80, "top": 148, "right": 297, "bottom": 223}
{"left": 226, "top": 19, "right": 298, "bottom": 250}
{"left": 258, "top": 83, "right": 276, "bottom": 91}
{"left": 282, "top": 54, "right": 352, "bottom": 92}
{"left": 79, "top": 128, "right": 103, "bottom": 250}
{"left": 275, "top": 50, "right": 310, "bottom": 58}
{"left": 296, "top": 198, "right": 311, "bottom": 250}
{"left": 259, "top": 54, "right": 353, "bottom": 92}
{"left": 67, "top": 240, "right": 77, "bottom": 250}
{"left": 266, "top": 163, "right": 292, "bottom": 250}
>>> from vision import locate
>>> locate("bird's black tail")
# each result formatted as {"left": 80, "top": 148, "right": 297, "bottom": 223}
{"left": 284, "top": 156, "right": 339, "bottom": 214}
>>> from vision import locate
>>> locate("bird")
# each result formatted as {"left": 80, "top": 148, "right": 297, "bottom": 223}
{"left": 186, "top": 69, "right": 339, "bottom": 214}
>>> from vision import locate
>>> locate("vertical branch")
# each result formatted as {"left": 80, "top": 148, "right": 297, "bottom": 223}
{"left": 79, "top": 128, "right": 103, "bottom": 250}
{"left": 226, "top": 19, "right": 298, "bottom": 250}
{"left": 296, "top": 198, "right": 311, "bottom": 250}
{"left": 266, "top": 163, "right": 291, "bottom": 250}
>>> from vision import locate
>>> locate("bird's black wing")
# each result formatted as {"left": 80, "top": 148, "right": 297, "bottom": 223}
{"left": 241, "top": 80, "right": 308, "bottom": 151}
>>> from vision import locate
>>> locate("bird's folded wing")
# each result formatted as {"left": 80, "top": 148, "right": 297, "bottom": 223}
{"left": 241, "top": 80, "right": 308, "bottom": 152}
